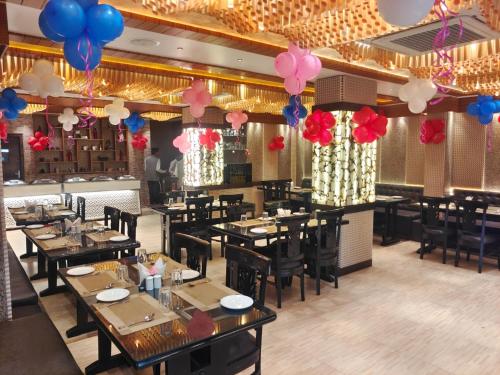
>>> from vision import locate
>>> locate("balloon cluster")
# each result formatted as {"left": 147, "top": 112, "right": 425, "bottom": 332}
{"left": 420, "top": 119, "right": 446, "bottom": 145}
{"left": 104, "top": 98, "right": 130, "bottom": 125}
{"left": 225, "top": 111, "right": 248, "bottom": 131}
{"left": 19, "top": 59, "right": 65, "bottom": 99}
{"left": 0, "top": 88, "right": 28, "bottom": 120}
{"left": 131, "top": 132, "right": 148, "bottom": 151}
{"left": 283, "top": 95, "right": 307, "bottom": 127}
{"left": 199, "top": 128, "right": 221, "bottom": 151}
{"left": 378, "top": 0, "right": 434, "bottom": 27}
{"left": 182, "top": 80, "right": 212, "bottom": 119}
{"left": 303, "top": 110, "right": 336, "bottom": 146}
{"left": 173, "top": 132, "right": 191, "bottom": 154}
{"left": 39, "top": 0, "right": 124, "bottom": 71}
{"left": 58, "top": 108, "right": 80, "bottom": 131}
{"left": 398, "top": 76, "right": 438, "bottom": 114}
{"left": 28, "top": 131, "right": 50, "bottom": 152}
{"left": 274, "top": 42, "right": 322, "bottom": 96}
{"left": 0, "top": 113, "right": 7, "bottom": 141}
{"left": 268, "top": 136, "right": 285, "bottom": 151}
{"left": 124, "top": 112, "right": 145, "bottom": 134}
{"left": 352, "top": 107, "right": 388, "bottom": 144}
{"left": 466, "top": 96, "right": 500, "bottom": 125}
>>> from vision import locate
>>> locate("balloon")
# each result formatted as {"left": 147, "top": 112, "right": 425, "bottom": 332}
{"left": 408, "top": 98, "right": 427, "bottom": 114}
{"left": 352, "top": 107, "right": 388, "bottom": 144}
{"left": 274, "top": 52, "right": 297, "bottom": 79}
{"left": 420, "top": 119, "right": 446, "bottom": 145}
{"left": 480, "top": 101, "right": 496, "bottom": 116}
{"left": 268, "top": 136, "right": 285, "bottom": 151}
{"left": 190, "top": 103, "right": 205, "bottom": 119}
{"left": 64, "top": 34, "right": 102, "bottom": 71}
{"left": 467, "top": 103, "right": 480, "bottom": 116}
{"left": 288, "top": 42, "right": 307, "bottom": 60}
{"left": 418, "top": 79, "right": 438, "bottom": 99}
{"left": 43, "top": 0, "right": 86, "bottom": 39}
{"left": 479, "top": 113, "right": 493, "bottom": 125}
{"left": 104, "top": 98, "right": 130, "bottom": 125}
{"left": 58, "top": 108, "right": 79, "bottom": 131}
{"left": 76, "top": 0, "right": 98, "bottom": 10}
{"left": 86, "top": 4, "right": 124, "bottom": 43}
{"left": 42, "top": 75, "right": 65, "bottom": 97}
{"left": 297, "top": 54, "right": 321, "bottom": 81}
{"left": 182, "top": 80, "right": 212, "bottom": 119}
{"left": 33, "top": 59, "right": 54, "bottom": 76}
{"left": 131, "top": 132, "right": 148, "bottom": 151}
{"left": 466, "top": 95, "right": 500, "bottom": 124}
{"left": 284, "top": 75, "right": 306, "bottom": 96}
{"left": 432, "top": 132, "right": 446, "bottom": 144}
{"left": 225, "top": 111, "right": 248, "bottom": 131}
{"left": 2, "top": 88, "right": 16, "bottom": 100}
{"left": 38, "top": 10, "right": 66, "bottom": 42}
{"left": 173, "top": 132, "right": 191, "bottom": 154}
{"left": 378, "top": 0, "right": 434, "bottom": 27}
{"left": 199, "top": 128, "right": 221, "bottom": 151}
{"left": 124, "top": 112, "right": 146, "bottom": 134}
{"left": 303, "top": 109, "right": 336, "bottom": 146}
{"left": 282, "top": 95, "right": 307, "bottom": 127}
{"left": 19, "top": 73, "right": 41, "bottom": 93}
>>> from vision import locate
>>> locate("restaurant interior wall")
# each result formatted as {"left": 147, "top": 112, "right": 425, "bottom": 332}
{"left": 150, "top": 118, "right": 183, "bottom": 173}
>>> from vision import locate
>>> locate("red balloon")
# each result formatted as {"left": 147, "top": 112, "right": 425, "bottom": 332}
{"left": 319, "top": 130, "right": 333, "bottom": 146}
{"left": 34, "top": 131, "right": 43, "bottom": 139}
{"left": 432, "top": 132, "right": 446, "bottom": 144}
{"left": 28, "top": 136, "right": 37, "bottom": 146}
{"left": 352, "top": 107, "right": 388, "bottom": 144}
{"left": 303, "top": 109, "right": 337, "bottom": 146}
{"left": 420, "top": 119, "right": 445, "bottom": 145}
{"left": 32, "top": 142, "right": 44, "bottom": 151}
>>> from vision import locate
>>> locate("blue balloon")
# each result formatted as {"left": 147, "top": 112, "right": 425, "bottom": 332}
{"left": 44, "top": 0, "right": 86, "bottom": 39}
{"left": 479, "top": 112, "right": 493, "bottom": 125}
{"left": 75, "top": 0, "right": 98, "bottom": 10}
{"left": 86, "top": 4, "right": 124, "bottom": 44}
{"left": 2, "top": 88, "right": 16, "bottom": 100}
{"left": 0, "top": 97, "right": 9, "bottom": 111}
{"left": 480, "top": 101, "right": 495, "bottom": 116}
{"left": 283, "top": 95, "right": 307, "bottom": 127}
{"left": 12, "top": 97, "right": 27, "bottom": 112}
{"left": 38, "top": 10, "right": 66, "bottom": 42}
{"left": 466, "top": 103, "right": 479, "bottom": 116}
{"left": 64, "top": 34, "right": 102, "bottom": 71}
{"left": 4, "top": 110, "right": 19, "bottom": 120}
{"left": 495, "top": 101, "right": 500, "bottom": 112}
{"left": 124, "top": 112, "right": 145, "bottom": 134}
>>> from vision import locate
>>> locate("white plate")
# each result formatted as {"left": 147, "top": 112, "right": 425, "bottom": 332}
{"left": 220, "top": 295, "right": 254, "bottom": 310}
{"left": 293, "top": 212, "right": 306, "bottom": 216}
{"left": 59, "top": 210, "right": 75, "bottom": 215}
{"left": 35, "top": 234, "right": 56, "bottom": 240}
{"left": 67, "top": 266, "right": 95, "bottom": 276}
{"left": 182, "top": 269, "right": 200, "bottom": 280}
{"left": 258, "top": 217, "right": 272, "bottom": 221}
{"left": 392, "top": 196, "right": 404, "bottom": 199}
{"left": 109, "top": 235, "right": 129, "bottom": 242}
{"left": 15, "top": 210, "right": 28, "bottom": 214}
{"left": 27, "top": 224, "right": 44, "bottom": 229}
{"left": 96, "top": 288, "right": 130, "bottom": 303}
{"left": 250, "top": 228, "right": 268, "bottom": 234}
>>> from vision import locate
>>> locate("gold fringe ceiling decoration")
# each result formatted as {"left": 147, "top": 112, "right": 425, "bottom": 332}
{"left": 76, "top": 107, "right": 108, "bottom": 118}
{"left": 20, "top": 104, "right": 47, "bottom": 115}
{"left": 142, "top": 111, "right": 181, "bottom": 121}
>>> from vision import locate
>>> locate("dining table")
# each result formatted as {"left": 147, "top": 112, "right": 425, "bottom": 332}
{"left": 9, "top": 204, "right": 78, "bottom": 259}
{"left": 374, "top": 195, "right": 411, "bottom": 246}
{"left": 58, "top": 257, "right": 277, "bottom": 375}
{"left": 23, "top": 225, "right": 140, "bottom": 297}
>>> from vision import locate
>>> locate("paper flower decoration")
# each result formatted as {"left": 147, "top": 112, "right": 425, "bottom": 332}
{"left": 303, "top": 109, "right": 336, "bottom": 146}
{"left": 131, "top": 132, "right": 148, "bottom": 151}
{"left": 274, "top": 42, "right": 322, "bottom": 95}
{"left": 398, "top": 76, "right": 437, "bottom": 114}
{"left": 104, "top": 98, "right": 130, "bottom": 125}
{"left": 283, "top": 95, "right": 307, "bottom": 127}
{"left": 199, "top": 128, "right": 221, "bottom": 151}
{"left": 420, "top": 119, "right": 446, "bottom": 144}
{"left": 19, "top": 59, "right": 65, "bottom": 99}
{"left": 352, "top": 107, "right": 388, "bottom": 144}
{"left": 28, "top": 130, "right": 50, "bottom": 152}
{"left": 182, "top": 80, "right": 212, "bottom": 119}
{"left": 173, "top": 132, "right": 191, "bottom": 154}
{"left": 268, "top": 136, "right": 285, "bottom": 151}
{"left": 0, "top": 88, "right": 28, "bottom": 120}
{"left": 58, "top": 108, "right": 80, "bottom": 131}
{"left": 466, "top": 95, "right": 500, "bottom": 125}
{"left": 0, "top": 120, "right": 7, "bottom": 141}
{"left": 124, "top": 112, "right": 145, "bottom": 134}
{"left": 225, "top": 110, "right": 248, "bottom": 131}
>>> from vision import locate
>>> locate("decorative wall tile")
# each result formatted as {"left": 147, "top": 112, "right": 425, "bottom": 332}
{"left": 405, "top": 117, "right": 426, "bottom": 186}
{"left": 339, "top": 210, "right": 374, "bottom": 268}
{"left": 379, "top": 118, "right": 407, "bottom": 184}
{"left": 315, "top": 75, "right": 377, "bottom": 106}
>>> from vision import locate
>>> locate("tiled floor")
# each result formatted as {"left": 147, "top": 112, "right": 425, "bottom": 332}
{"left": 7, "top": 212, "right": 500, "bottom": 375}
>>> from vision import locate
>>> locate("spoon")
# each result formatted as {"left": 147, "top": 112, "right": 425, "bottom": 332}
{"left": 89, "top": 283, "right": 113, "bottom": 293}
{"left": 127, "top": 313, "right": 155, "bottom": 327}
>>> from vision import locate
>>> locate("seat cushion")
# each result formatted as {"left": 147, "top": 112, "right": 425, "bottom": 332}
{"left": 459, "top": 233, "right": 500, "bottom": 248}
{"left": 0, "top": 313, "right": 81, "bottom": 375}
{"left": 8, "top": 247, "right": 38, "bottom": 307}
{"left": 225, "top": 332, "right": 259, "bottom": 374}
{"left": 397, "top": 210, "right": 421, "bottom": 219}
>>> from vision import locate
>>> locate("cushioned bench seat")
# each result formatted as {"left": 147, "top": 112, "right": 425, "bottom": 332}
{"left": 0, "top": 313, "right": 81, "bottom": 375}
{"left": 8, "top": 246, "right": 38, "bottom": 308}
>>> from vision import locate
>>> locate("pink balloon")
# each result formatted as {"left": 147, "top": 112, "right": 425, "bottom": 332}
{"left": 182, "top": 89, "right": 197, "bottom": 104}
{"left": 191, "top": 80, "right": 206, "bottom": 91}
{"left": 197, "top": 90, "right": 212, "bottom": 106}
{"left": 190, "top": 103, "right": 205, "bottom": 118}
{"left": 288, "top": 42, "right": 307, "bottom": 61}
{"left": 297, "top": 54, "right": 320, "bottom": 81}
{"left": 284, "top": 75, "right": 306, "bottom": 95}
{"left": 274, "top": 52, "right": 297, "bottom": 79}
{"left": 226, "top": 110, "right": 248, "bottom": 130}
{"left": 173, "top": 132, "right": 191, "bottom": 154}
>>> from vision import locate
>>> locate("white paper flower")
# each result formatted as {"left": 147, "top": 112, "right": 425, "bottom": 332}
{"left": 104, "top": 98, "right": 130, "bottom": 125}
{"left": 19, "top": 59, "right": 65, "bottom": 99}
{"left": 58, "top": 108, "right": 79, "bottom": 132}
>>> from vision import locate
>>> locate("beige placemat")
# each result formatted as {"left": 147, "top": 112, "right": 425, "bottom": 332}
{"left": 25, "top": 226, "right": 61, "bottom": 237}
{"left": 38, "top": 236, "right": 81, "bottom": 251}
{"left": 13, "top": 212, "right": 37, "bottom": 220}
{"left": 68, "top": 270, "right": 134, "bottom": 297}
{"left": 86, "top": 230, "right": 122, "bottom": 243}
{"left": 231, "top": 219, "right": 263, "bottom": 228}
{"left": 173, "top": 280, "right": 237, "bottom": 311}
{"left": 95, "top": 293, "right": 178, "bottom": 335}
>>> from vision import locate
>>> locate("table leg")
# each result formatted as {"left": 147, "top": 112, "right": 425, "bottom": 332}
{"left": 39, "top": 260, "right": 67, "bottom": 297}
{"left": 66, "top": 299, "right": 96, "bottom": 338}
{"left": 167, "top": 353, "right": 191, "bottom": 375}
{"left": 160, "top": 214, "right": 166, "bottom": 254}
{"left": 381, "top": 204, "right": 400, "bottom": 246}
{"left": 20, "top": 237, "right": 37, "bottom": 259}
{"left": 166, "top": 215, "right": 171, "bottom": 257}
{"left": 85, "top": 329, "right": 126, "bottom": 375}
{"left": 30, "top": 249, "right": 48, "bottom": 280}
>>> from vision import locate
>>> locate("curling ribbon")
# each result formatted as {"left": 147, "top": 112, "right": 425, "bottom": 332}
{"left": 293, "top": 95, "right": 300, "bottom": 128}
{"left": 77, "top": 35, "right": 97, "bottom": 128}
{"left": 44, "top": 98, "right": 55, "bottom": 149}
{"left": 487, "top": 120, "right": 493, "bottom": 153}
{"left": 118, "top": 122, "right": 125, "bottom": 143}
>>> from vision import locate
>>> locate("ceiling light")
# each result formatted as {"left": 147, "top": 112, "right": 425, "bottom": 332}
{"left": 130, "top": 38, "right": 160, "bottom": 47}
{"left": 237, "top": 58, "right": 243, "bottom": 62}
{"left": 177, "top": 47, "right": 183, "bottom": 51}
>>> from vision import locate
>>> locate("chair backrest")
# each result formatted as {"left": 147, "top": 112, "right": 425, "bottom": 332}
{"left": 76, "top": 196, "right": 86, "bottom": 222}
{"left": 164, "top": 190, "right": 185, "bottom": 204}
{"left": 262, "top": 181, "right": 275, "bottom": 201}
{"left": 275, "top": 214, "right": 309, "bottom": 271}
{"left": 219, "top": 194, "right": 244, "bottom": 221}
{"left": 455, "top": 199, "right": 488, "bottom": 235}
{"left": 185, "top": 196, "right": 214, "bottom": 224}
{"left": 64, "top": 193, "right": 73, "bottom": 210}
{"left": 264, "top": 200, "right": 291, "bottom": 217}
{"left": 315, "top": 209, "right": 344, "bottom": 264}
{"left": 301, "top": 178, "right": 312, "bottom": 189}
{"left": 186, "top": 190, "right": 208, "bottom": 198}
{"left": 226, "top": 205, "right": 244, "bottom": 222}
{"left": 274, "top": 180, "right": 291, "bottom": 200}
{"left": 173, "top": 232, "right": 209, "bottom": 277}
{"left": 120, "top": 212, "right": 138, "bottom": 241}
{"left": 419, "top": 196, "right": 450, "bottom": 228}
{"left": 225, "top": 244, "right": 271, "bottom": 306}
{"left": 104, "top": 206, "right": 121, "bottom": 231}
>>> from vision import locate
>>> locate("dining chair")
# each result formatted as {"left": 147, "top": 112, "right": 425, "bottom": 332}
{"left": 454, "top": 200, "right": 500, "bottom": 273}
{"left": 172, "top": 232, "right": 209, "bottom": 277}
{"left": 258, "top": 213, "right": 309, "bottom": 308}
{"left": 185, "top": 196, "right": 215, "bottom": 257}
{"left": 301, "top": 177, "right": 312, "bottom": 189}
{"left": 186, "top": 189, "right": 208, "bottom": 198}
{"left": 218, "top": 194, "right": 244, "bottom": 223}
{"left": 76, "top": 196, "right": 86, "bottom": 222}
{"left": 419, "top": 196, "right": 452, "bottom": 264}
{"left": 273, "top": 179, "right": 291, "bottom": 201}
{"left": 305, "top": 209, "right": 344, "bottom": 294}
{"left": 164, "top": 190, "right": 185, "bottom": 204}
{"left": 263, "top": 200, "right": 291, "bottom": 217}
{"left": 223, "top": 244, "right": 271, "bottom": 375}
{"left": 119, "top": 211, "right": 138, "bottom": 258}
{"left": 64, "top": 193, "right": 73, "bottom": 210}
{"left": 103, "top": 206, "right": 120, "bottom": 231}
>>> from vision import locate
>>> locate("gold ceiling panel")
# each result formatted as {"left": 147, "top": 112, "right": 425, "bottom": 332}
{"left": 142, "top": 111, "right": 181, "bottom": 121}
{"left": 20, "top": 104, "right": 47, "bottom": 115}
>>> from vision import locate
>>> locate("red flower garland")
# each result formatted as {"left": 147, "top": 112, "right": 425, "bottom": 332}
{"left": 303, "top": 109, "right": 336, "bottom": 146}
{"left": 199, "top": 128, "right": 221, "bottom": 151}
{"left": 28, "top": 131, "right": 50, "bottom": 152}
{"left": 131, "top": 132, "right": 149, "bottom": 150}
{"left": 352, "top": 106, "right": 388, "bottom": 144}
{"left": 420, "top": 119, "right": 446, "bottom": 144}
{"left": 268, "top": 136, "right": 285, "bottom": 151}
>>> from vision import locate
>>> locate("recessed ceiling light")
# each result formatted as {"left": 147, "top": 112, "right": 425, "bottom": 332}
{"left": 237, "top": 58, "right": 243, "bottom": 62}
{"left": 130, "top": 38, "right": 160, "bottom": 47}
{"left": 177, "top": 47, "right": 184, "bottom": 51}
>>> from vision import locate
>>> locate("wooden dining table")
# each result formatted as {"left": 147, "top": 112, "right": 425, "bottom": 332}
{"left": 58, "top": 257, "right": 276, "bottom": 375}
{"left": 24, "top": 225, "right": 140, "bottom": 297}
{"left": 374, "top": 195, "right": 411, "bottom": 246}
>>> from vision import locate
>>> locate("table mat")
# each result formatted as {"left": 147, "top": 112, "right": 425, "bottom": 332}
{"left": 91, "top": 261, "right": 122, "bottom": 272}
{"left": 38, "top": 236, "right": 81, "bottom": 251}
{"left": 95, "top": 293, "right": 178, "bottom": 335}
{"left": 86, "top": 230, "right": 122, "bottom": 243}
{"left": 231, "top": 219, "right": 263, "bottom": 228}
{"left": 173, "top": 280, "right": 237, "bottom": 311}
{"left": 68, "top": 270, "right": 133, "bottom": 297}
{"left": 26, "top": 226, "right": 61, "bottom": 237}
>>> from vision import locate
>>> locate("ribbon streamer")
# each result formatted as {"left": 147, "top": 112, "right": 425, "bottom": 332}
{"left": 118, "top": 122, "right": 125, "bottom": 143}
{"left": 293, "top": 95, "right": 300, "bottom": 128}
{"left": 487, "top": 120, "right": 493, "bottom": 153}
{"left": 77, "top": 35, "right": 97, "bottom": 128}
{"left": 44, "top": 98, "right": 56, "bottom": 149}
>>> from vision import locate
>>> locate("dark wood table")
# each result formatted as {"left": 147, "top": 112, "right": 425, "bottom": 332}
{"left": 9, "top": 204, "right": 78, "bottom": 259}
{"left": 59, "top": 258, "right": 276, "bottom": 375}
{"left": 375, "top": 196, "right": 411, "bottom": 246}
{"left": 24, "top": 226, "right": 140, "bottom": 297}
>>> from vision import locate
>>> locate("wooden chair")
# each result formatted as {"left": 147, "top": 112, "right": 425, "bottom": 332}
{"left": 184, "top": 196, "right": 214, "bottom": 258}
{"left": 186, "top": 189, "right": 208, "bottom": 198}
{"left": 263, "top": 200, "right": 291, "bottom": 217}
{"left": 218, "top": 194, "right": 244, "bottom": 223}
{"left": 119, "top": 211, "right": 138, "bottom": 258}
{"left": 223, "top": 244, "right": 271, "bottom": 375}
{"left": 305, "top": 209, "right": 344, "bottom": 294}
{"left": 172, "top": 233, "right": 209, "bottom": 277}
{"left": 419, "top": 197, "right": 452, "bottom": 264}
{"left": 76, "top": 196, "right": 86, "bottom": 222}
{"left": 164, "top": 190, "right": 185, "bottom": 204}
{"left": 103, "top": 206, "right": 120, "bottom": 231}
{"left": 454, "top": 200, "right": 500, "bottom": 273}
{"left": 64, "top": 193, "right": 73, "bottom": 211}
{"left": 219, "top": 205, "right": 247, "bottom": 257}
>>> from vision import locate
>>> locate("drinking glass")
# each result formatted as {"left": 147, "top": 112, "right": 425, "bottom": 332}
{"left": 85, "top": 221, "right": 94, "bottom": 233}
{"left": 96, "top": 226, "right": 105, "bottom": 240}
{"left": 168, "top": 198, "right": 174, "bottom": 206}
{"left": 170, "top": 270, "right": 183, "bottom": 310}
{"left": 159, "top": 288, "right": 173, "bottom": 336}
{"left": 299, "top": 207, "right": 306, "bottom": 214}
{"left": 116, "top": 265, "right": 129, "bottom": 282}
{"left": 137, "top": 249, "right": 148, "bottom": 264}
{"left": 35, "top": 207, "right": 42, "bottom": 220}
{"left": 53, "top": 222, "right": 62, "bottom": 237}
{"left": 262, "top": 211, "right": 269, "bottom": 220}
{"left": 240, "top": 214, "right": 247, "bottom": 222}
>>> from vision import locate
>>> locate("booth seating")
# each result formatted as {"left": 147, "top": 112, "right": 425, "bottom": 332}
{"left": 8, "top": 245, "right": 39, "bottom": 319}
{"left": 452, "top": 189, "right": 500, "bottom": 206}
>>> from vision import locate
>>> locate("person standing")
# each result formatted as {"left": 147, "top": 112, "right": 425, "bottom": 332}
{"left": 144, "top": 148, "right": 165, "bottom": 205}
{"left": 169, "top": 154, "right": 184, "bottom": 190}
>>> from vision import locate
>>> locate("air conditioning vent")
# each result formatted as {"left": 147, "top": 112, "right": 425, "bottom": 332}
{"left": 370, "top": 16, "right": 499, "bottom": 56}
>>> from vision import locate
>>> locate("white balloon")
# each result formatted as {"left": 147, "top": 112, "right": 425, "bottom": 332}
{"left": 408, "top": 98, "right": 427, "bottom": 114}
{"left": 32, "top": 59, "right": 54, "bottom": 76}
{"left": 19, "top": 59, "right": 65, "bottom": 99}
{"left": 109, "top": 115, "right": 121, "bottom": 125}
{"left": 104, "top": 98, "right": 129, "bottom": 125}
{"left": 19, "top": 73, "right": 41, "bottom": 93}
{"left": 378, "top": 0, "right": 434, "bottom": 27}
{"left": 42, "top": 75, "right": 65, "bottom": 97}
{"left": 398, "top": 84, "right": 410, "bottom": 102}
{"left": 418, "top": 79, "right": 438, "bottom": 100}
{"left": 58, "top": 107, "right": 79, "bottom": 132}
